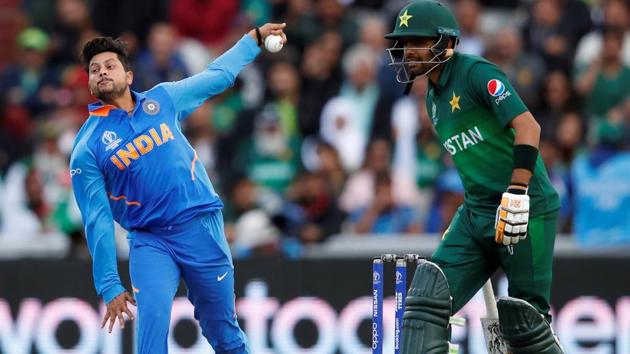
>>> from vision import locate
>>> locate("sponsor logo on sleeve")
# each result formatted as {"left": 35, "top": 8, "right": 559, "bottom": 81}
{"left": 487, "top": 79, "right": 512, "bottom": 105}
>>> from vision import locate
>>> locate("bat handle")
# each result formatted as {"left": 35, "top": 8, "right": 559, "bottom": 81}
{"left": 482, "top": 279, "right": 499, "bottom": 319}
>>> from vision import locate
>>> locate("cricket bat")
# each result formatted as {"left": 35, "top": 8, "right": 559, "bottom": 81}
{"left": 481, "top": 279, "right": 508, "bottom": 353}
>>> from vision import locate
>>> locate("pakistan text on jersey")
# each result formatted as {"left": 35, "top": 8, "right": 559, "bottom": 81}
{"left": 443, "top": 126, "right": 484, "bottom": 155}
{"left": 110, "top": 123, "right": 175, "bottom": 170}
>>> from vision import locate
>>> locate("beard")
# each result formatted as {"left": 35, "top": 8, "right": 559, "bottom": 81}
{"left": 407, "top": 61, "right": 437, "bottom": 77}
{"left": 92, "top": 79, "right": 128, "bottom": 101}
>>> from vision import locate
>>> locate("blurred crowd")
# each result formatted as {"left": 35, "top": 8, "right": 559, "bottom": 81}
{"left": 1, "top": 0, "right": 630, "bottom": 259}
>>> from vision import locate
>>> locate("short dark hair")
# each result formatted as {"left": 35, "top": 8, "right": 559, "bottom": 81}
{"left": 80, "top": 37, "right": 130, "bottom": 73}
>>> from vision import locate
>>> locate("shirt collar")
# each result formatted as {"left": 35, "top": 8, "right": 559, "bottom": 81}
{"left": 87, "top": 90, "right": 146, "bottom": 117}
{"left": 430, "top": 53, "right": 458, "bottom": 91}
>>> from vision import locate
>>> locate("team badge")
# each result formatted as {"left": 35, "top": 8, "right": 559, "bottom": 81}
{"left": 487, "top": 79, "right": 506, "bottom": 97}
{"left": 398, "top": 9, "right": 413, "bottom": 28}
{"left": 142, "top": 100, "right": 160, "bottom": 115}
{"left": 449, "top": 92, "right": 461, "bottom": 112}
{"left": 102, "top": 130, "right": 122, "bottom": 151}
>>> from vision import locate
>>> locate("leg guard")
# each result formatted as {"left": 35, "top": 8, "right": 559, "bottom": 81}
{"left": 401, "top": 260, "right": 452, "bottom": 354}
{"left": 497, "top": 296, "right": 564, "bottom": 354}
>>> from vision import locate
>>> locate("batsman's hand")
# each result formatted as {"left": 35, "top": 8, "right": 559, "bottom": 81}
{"left": 102, "top": 291, "right": 136, "bottom": 333}
{"left": 495, "top": 185, "right": 529, "bottom": 245}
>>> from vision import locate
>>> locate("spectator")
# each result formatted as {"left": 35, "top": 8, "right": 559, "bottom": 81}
{"left": 0, "top": 27, "right": 59, "bottom": 117}
{"left": 91, "top": 0, "right": 168, "bottom": 46}
{"left": 320, "top": 45, "right": 393, "bottom": 171}
{"left": 348, "top": 171, "right": 421, "bottom": 234}
{"left": 575, "top": 27, "right": 630, "bottom": 121}
{"left": 234, "top": 104, "right": 302, "bottom": 195}
{"left": 282, "top": 0, "right": 319, "bottom": 53}
{"left": 521, "top": 0, "right": 574, "bottom": 71}
{"left": 298, "top": 31, "right": 343, "bottom": 137}
{"left": 169, "top": 0, "right": 238, "bottom": 47}
{"left": 288, "top": 172, "right": 345, "bottom": 244}
{"left": 222, "top": 175, "right": 280, "bottom": 257}
{"left": 339, "top": 138, "right": 419, "bottom": 214}
{"left": 540, "top": 138, "right": 572, "bottom": 233}
{"left": 556, "top": 111, "right": 586, "bottom": 165}
{"left": 49, "top": 0, "right": 95, "bottom": 67}
{"left": 274, "top": 0, "right": 357, "bottom": 60}
{"left": 556, "top": 0, "right": 593, "bottom": 50}
{"left": 575, "top": 0, "right": 630, "bottom": 68}
{"left": 425, "top": 167, "right": 465, "bottom": 233}
{"left": 537, "top": 70, "right": 579, "bottom": 139}
{"left": 132, "top": 23, "right": 190, "bottom": 91}
{"left": 455, "top": 0, "right": 485, "bottom": 56}
{"left": 314, "top": 0, "right": 358, "bottom": 47}
{"left": 224, "top": 175, "right": 261, "bottom": 230}
{"left": 358, "top": 13, "right": 405, "bottom": 99}
{"left": 182, "top": 101, "right": 219, "bottom": 183}
{"left": 314, "top": 141, "right": 347, "bottom": 198}
{"left": 233, "top": 209, "right": 281, "bottom": 257}
{"left": 1, "top": 163, "right": 50, "bottom": 238}
{"left": 390, "top": 78, "right": 443, "bottom": 225}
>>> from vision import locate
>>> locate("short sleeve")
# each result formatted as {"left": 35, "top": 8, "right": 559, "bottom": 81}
{"left": 467, "top": 62, "right": 529, "bottom": 127}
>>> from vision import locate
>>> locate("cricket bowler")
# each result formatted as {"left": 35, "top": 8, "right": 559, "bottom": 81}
{"left": 385, "top": 1, "right": 564, "bottom": 353}
{"left": 70, "top": 23, "right": 287, "bottom": 354}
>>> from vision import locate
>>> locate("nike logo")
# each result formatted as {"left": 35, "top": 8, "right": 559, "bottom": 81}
{"left": 217, "top": 271, "right": 228, "bottom": 282}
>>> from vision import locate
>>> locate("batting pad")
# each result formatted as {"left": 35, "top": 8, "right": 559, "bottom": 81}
{"left": 400, "top": 260, "right": 452, "bottom": 354}
{"left": 497, "top": 296, "right": 564, "bottom": 354}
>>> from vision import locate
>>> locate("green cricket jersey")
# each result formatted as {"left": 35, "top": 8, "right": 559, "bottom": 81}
{"left": 427, "top": 53, "right": 560, "bottom": 217}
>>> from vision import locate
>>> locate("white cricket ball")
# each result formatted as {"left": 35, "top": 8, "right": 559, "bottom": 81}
{"left": 264, "top": 34, "right": 283, "bottom": 53}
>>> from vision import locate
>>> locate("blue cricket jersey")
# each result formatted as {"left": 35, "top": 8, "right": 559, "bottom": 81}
{"left": 70, "top": 35, "right": 261, "bottom": 303}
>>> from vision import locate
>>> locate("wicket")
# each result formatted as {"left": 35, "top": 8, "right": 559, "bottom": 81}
{"left": 372, "top": 254, "right": 421, "bottom": 354}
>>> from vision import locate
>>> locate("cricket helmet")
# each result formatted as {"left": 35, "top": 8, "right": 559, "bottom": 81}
{"left": 385, "top": 1, "right": 460, "bottom": 83}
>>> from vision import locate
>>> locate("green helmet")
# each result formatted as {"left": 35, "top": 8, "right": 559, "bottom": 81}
{"left": 385, "top": 1, "right": 460, "bottom": 84}
{"left": 385, "top": 0, "right": 460, "bottom": 40}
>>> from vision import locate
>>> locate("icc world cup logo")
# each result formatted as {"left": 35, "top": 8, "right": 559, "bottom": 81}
{"left": 102, "top": 130, "right": 122, "bottom": 151}
{"left": 102, "top": 131, "right": 117, "bottom": 145}
{"left": 395, "top": 271, "right": 403, "bottom": 284}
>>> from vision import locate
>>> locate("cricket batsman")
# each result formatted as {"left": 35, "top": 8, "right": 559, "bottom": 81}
{"left": 69, "top": 23, "right": 287, "bottom": 354}
{"left": 385, "top": 1, "right": 564, "bottom": 353}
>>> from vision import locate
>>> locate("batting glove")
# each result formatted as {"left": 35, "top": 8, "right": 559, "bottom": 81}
{"left": 495, "top": 184, "right": 529, "bottom": 245}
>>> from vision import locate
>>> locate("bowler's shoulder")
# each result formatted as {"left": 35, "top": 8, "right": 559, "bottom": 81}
{"left": 70, "top": 117, "right": 101, "bottom": 161}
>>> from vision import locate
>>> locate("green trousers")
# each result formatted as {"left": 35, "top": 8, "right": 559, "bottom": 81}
{"left": 432, "top": 204, "right": 557, "bottom": 321}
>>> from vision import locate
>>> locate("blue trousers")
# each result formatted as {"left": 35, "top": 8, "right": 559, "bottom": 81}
{"left": 128, "top": 210, "right": 249, "bottom": 354}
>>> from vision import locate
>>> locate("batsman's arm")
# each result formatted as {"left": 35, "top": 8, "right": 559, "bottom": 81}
{"left": 508, "top": 112, "right": 540, "bottom": 186}
{"left": 70, "top": 147, "right": 125, "bottom": 304}
{"left": 467, "top": 62, "right": 539, "bottom": 244}
{"left": 467, "top": 62, "right": 540, "bottom": 186}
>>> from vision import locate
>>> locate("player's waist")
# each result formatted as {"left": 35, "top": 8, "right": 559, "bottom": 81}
{"left": 130, "top": 208, "right": 221, "bottom": 235}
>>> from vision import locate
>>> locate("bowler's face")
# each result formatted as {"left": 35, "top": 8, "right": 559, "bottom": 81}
{"left": 88, "top": 52, "right": 132, "bottom": 101}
